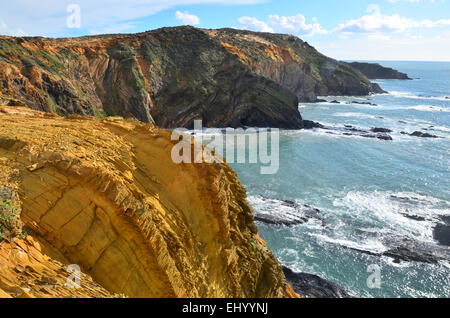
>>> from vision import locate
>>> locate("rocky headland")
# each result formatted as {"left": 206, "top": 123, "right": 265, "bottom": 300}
{"left": 345, "top": 62, "right": 411, "bottom": 80}
{"left": 0, "top": 27, "right": 384, "bottom": 129}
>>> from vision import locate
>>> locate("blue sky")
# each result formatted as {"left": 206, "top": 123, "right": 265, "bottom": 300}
{"left": 1, "top": 0, "right": 450, "bottom": 61}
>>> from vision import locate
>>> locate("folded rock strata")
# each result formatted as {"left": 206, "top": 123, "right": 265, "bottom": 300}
{"left": 0, "top": 106, "right": 297, "bottom": 298}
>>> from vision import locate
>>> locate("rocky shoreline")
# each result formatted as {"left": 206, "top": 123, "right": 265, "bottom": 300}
{"left": 302, "top": 120, "right": 444, "bottom": 140}
{"left": 254, "top": 195, "right": 450, "bottom": 268}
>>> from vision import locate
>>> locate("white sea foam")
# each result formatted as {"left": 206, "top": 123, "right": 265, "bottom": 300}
{"left": 333, "top": 112, "right": 381, "bottom": 119}
{"left": 333, "top": 191, "right": 450, "bottom": 243}
{"left": 407, "top": 105, "right": 450, "bottom": 113}
{"left": 248, "top": 195, "right": 296, "bottom": 218}
{"left": 248, "top": 195, "right": 299, "bottom": 216}
{"left": 390, "top": 91, "right": 450, "bottom": 102}
{"left": 312, "top": 233, "right": 388, "bottom": 254}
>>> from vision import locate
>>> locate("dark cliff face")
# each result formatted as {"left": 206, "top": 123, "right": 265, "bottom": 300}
{"left": 0, "top": 26, "right": 381, "bottom": 129}
{"left": 143, "top": 27, "right": 302, "bottom": 129}
{"left": 345, "top": 62, "right": 411, "bottom": 80}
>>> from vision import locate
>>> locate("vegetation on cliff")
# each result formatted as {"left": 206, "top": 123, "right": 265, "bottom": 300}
{"left": 208, "top": 28, "right": 384, "bottom": 101}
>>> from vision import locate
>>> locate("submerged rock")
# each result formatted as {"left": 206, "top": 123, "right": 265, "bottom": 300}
{"left": 401, "top": 131, "right": 441, "bottom": 138}
{"left": 410, "top": 131, "right": 440, "bottom": 138}
{"left": 282, "top": 266, "right": 352, "bottom": 298}
{"left": 349, "top": 101, "right": 378, "bottom": 106}
{"left": 303, "top": 120, "right": 324, "bottom": 129}
{"left": 342, "top": 235, "right": 450, "bottom": 265}
{"left": 371, "top": 127, "right": 392, "bottom": 133}
{"left": 373, "top": 134, "right": 393, "bottom": 141}
{"left": 304, "top": 122, "right": 394, "bottom": 141}
{"left": 383, "top": 247, "right": 440, "bottom": 264}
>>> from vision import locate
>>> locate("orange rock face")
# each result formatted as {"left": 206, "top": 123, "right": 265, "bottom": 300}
{"left": 0, "top": 106, "right": 297, "bottom": 298}
{"left": 0, "top": 236, "right": 113, "bottom": 298}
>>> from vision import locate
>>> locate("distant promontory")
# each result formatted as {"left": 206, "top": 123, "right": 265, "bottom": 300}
{"left": 345, "top": 62, "right": 411, "bottom": 80}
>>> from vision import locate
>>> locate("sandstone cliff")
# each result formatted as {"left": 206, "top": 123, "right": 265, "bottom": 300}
{"left": 345, "top": 62, "right": 411, "bottom": 80}
{"left": 0, "top": 105, "right": 297, "bottom": 298}
{"left": 0, "top": 27, "right": 382, "bottom": 129}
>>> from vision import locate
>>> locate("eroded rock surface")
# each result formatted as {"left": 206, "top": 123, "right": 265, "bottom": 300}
{"left": 0, "top": 106, "right": 296, "bottom": 298}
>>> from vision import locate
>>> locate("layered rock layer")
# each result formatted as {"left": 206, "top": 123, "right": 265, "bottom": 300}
{"left": 0, "top": 106, "right": 295, "bottom": 298}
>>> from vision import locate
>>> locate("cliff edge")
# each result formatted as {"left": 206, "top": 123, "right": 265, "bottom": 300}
{"left": 0, "top": 105, "right": 297, "bottom": 298}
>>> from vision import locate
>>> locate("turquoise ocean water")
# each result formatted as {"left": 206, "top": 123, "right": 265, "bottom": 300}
{"left": 229, "top": 61, "right": 450, "bottom": 298}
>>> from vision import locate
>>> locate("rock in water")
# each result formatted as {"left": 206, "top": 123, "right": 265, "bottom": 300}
{"left": 371, "top": 128, "right": 392, "bottom": 133}
{"left": 317, "top": 124, "right": 393, "bottom": 141}
{"left": 434, "top": 218, "right": 450, "bottom": 247}
{"left": 282, "top": 266, "right": 352, "bottom": 298}
{"left": 303, "top": 120, "right": 324, "bottom": 129}
{"left": 251, "top": 197, "right": 323, "bottom": 226}
{"left": 410, "top": 131, "right": 440, "bottom": 138}
{"left": 383, "top": 247, "right": 440, "bottom": 264}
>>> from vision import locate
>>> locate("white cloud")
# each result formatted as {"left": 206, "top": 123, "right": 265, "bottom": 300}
{"left": 268, "top": 14, "right": 327, "bottom": 36}
{"left": 236, "top": 16, "right": 274, "bottom": 32}
{"left": 0, "top": 19, "right": 29, "bottom": 36}
{"left": 237, "top": 14, "right": 326, "bottom": 37}
{"left": 0, "top": 0, "right": 265, "bottom": 36}
{"left": 314, "top": 32, "right": 450, "bottom": 61}
{"left": 333, "top": 5, "right": 450, "bottom": 35}
{"left": 175, "top": 11, "right": 200, "bottom": 25}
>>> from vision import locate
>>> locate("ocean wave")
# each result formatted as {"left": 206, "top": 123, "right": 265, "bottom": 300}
{"left": 247, "top": 195, "right": 323, "bottom": 227}
{"left": 389, "top": 91, "right": 450, "bottom": 102}
{"left": 407, "top": 105, "right": 450, "bottom": 113}
{"left": 333, "top": 191, "right": 450, "bottom": 243}
{"left": 311, "top": 233, "right": 388, "bottom": 254}
{"left": 333, "top": 112, "right": 382, "bottom": 119}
